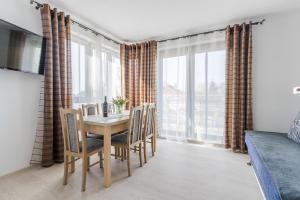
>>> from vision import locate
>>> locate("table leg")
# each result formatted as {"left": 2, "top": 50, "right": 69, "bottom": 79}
{"left": 103, "top": 126, "right": 112, "bottom": 187}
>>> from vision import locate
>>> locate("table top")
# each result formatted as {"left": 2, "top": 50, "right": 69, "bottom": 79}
{"left": 83, "top": 111, "right": 130, "bottom": 126}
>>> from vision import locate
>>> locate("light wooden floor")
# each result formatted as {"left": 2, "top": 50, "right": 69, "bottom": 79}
{"left": 0, "top": 139, "right": 262, "bottom": 200}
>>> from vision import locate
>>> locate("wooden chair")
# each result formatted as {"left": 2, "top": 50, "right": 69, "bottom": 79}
{"left": 82, "top": 103, "right": 100, "bottom": 116}
{"left": 82, "top": 103, "right": 104, "bottom": 168}
{"left": 143, "top": 103, "right": 157, "bottom": 163}
{"left": 82, "top": 103, "right": 123, "bottom": 160}
{"left": 82, "top": 103, "right": 103, "bottom": 140}
{"left": 111, "top": 106, "right": 144, "bottom": 176}
{"left": 60, "top": 108, "right": 104, "bottom": 192}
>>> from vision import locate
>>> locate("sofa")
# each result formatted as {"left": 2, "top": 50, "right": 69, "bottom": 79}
{"left": 245, "top": 130, "right": 300, "bottom": 200}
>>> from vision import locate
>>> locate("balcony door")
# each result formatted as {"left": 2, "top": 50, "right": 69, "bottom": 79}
{"left": 158, "top": 43, "right": 225, "bottom": 144}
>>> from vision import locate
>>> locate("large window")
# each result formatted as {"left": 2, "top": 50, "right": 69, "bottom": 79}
{"left": 162, "top": 56, "right": 187, "bottom": 140}
{"left": 194, "top": 50, "right": 225, "bottom": 143}
{"left": 158, "top": 34, "right": 225, "bottom": 144}
{"left": 71, "top": 34, "right": 121, "bottom": 107}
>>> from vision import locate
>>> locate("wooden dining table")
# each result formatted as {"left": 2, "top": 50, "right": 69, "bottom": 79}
{"left": 83, "top": 111, "right": 130, "bottom": 188}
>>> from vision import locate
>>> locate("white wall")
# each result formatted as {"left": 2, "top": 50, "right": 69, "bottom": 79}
{"left": 0, "top": 0, "right": 42, "bottom": 176}
{"left": 253, "top": 10, "right": 300, "bottom": 133}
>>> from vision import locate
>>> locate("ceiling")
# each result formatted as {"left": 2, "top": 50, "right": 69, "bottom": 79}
{"left": 46, "top": 0, "right": 300, "bottom": 42}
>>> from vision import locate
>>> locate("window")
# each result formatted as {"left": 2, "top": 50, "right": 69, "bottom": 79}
{"left": 71, "top": 35, "right": 121, "bottom": 108}
{"left": 71, "top": 42, "right": 86, "bottom": 102}
{"left": 194, "top": 50, "right": 225, "bottom": 143}
{"left": 158, "top": 33, "right": 225, "bottom": 144}
{"left": 162, "top": 56, "right": 187, "bottom": 140}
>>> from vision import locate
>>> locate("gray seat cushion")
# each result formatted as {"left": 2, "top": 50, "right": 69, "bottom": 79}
{"left": 87, "top": 133, "right": 103, "bottom": 140}
{"left": 288, "top": 112, "right": 300, "bottom": 144}
{"left": 111, "top": 132, "right": 128, "bottom": 144}
{"left": 88, "top": 130, "right": 127, "bottom": 140}
{"left": 112, "top": 129, "right": 128, "bottom": 136}
{"left": 80, "top": 138, "right": 103, "bottom": 153}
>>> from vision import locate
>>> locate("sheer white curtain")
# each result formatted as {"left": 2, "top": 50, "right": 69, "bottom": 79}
{"left": 157, "top": 31, "right": 226, "bottom": 143}
{"left": 71, "top": 26, "right": 121, "bottom": 108}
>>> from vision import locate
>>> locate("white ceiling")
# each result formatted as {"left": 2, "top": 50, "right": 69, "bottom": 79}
{"left": 46, "top": 0, "right": 300, "bottom": 42}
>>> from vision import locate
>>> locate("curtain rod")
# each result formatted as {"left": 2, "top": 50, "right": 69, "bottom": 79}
{"left": 158, "top": 19, "right": 265, "bottom": 43}
{"left": 30, "top": 0, "right": 121, "bottom": 45}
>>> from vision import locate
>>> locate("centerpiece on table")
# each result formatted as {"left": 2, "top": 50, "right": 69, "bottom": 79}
{"left": 112, "top": 96, "right": 128, "bottom": 114}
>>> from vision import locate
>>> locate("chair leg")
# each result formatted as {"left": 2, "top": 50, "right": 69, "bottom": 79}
{"left": 134, "top": 146, "right": 137, "bottom": 153}
{"left": 151, "top": 137, "right": 155, "bottom": 156}
{"left": 63, "top": 154, "right": 68, "bottom": 185}
{"left": 118, "top": 147, "right": 121, "bottom": 158}
{"left": 70, "top": 156, "right": 75, "bottom": 173}
{"left": 81, "top": 156, "right": 87, "bottom": 192}
{"left": 100, "top": 151, "right": 103, "bottom": 169}
{"left": 127, "top": 147, "right": 131, "bottom": 176}
{"left": 144, "top": 139, "right": 147, "bottom": 163}
{"left": 139, "top": 143, "right": 143, "bottom": 167}
{"left": 87, "top": 156, "right": 90, "bottom": 171}
{"left": 124, "top": 147, "right": 127, "bottom": 160}
{"left": 114, "top": 147, "right": 117, "bottom": 159}
{"left": 153, "top": 133, "right": 157, "bottom": 152}
{"left": 121, "top": 148, "right": 124, "bottom": 161}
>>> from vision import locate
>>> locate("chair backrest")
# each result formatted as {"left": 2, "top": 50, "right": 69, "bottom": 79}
{"left": 82, "top": 103, "right": 100, "bottom": 116}
{"left": 60, "top": 108, "right": 87, "bottom": 154}
{"left": 128, "top": 106, "right": 144, "bottom": 145}
{"left": 144, "top": 103, "right": 156, "bottom": 138}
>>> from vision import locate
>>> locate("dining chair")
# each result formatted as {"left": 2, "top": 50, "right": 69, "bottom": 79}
{"left": 82, "top": 103, "right": 104, "bottom": 168}
{"left": 143, "top": 103, "right": 156, "bottom": 163}
{"left": 60, "top": 108, "right": 104, "bottom": 192}
{"left": 82, "top": 103, "right": 103, "bottom": 140}
{"left": 82, "top": 103, "right": 124, "bottom": 160}
{"left": 82, "top": 103, "right": 100, "bottom": 116}
{"left": 111, "top": 106, "right": 144, "bottom": 176}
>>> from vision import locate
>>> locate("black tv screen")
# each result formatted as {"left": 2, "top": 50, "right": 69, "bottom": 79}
{"left": 0, "top": 19, "right": 44, "bottom": 75}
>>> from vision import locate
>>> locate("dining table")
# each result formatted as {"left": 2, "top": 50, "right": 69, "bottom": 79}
{"left": 83, "top": 111, "right": 130, "bottom": 188}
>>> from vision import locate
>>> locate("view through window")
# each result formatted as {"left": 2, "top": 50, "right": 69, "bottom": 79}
{"left": 159, "top": 47, "right": 225, "bottom": 144}
{"left": 194, "top": 50, "right": 225, "bottom": 143}
{"left": 71, "top": 39, "right": 121, "bottom": 108}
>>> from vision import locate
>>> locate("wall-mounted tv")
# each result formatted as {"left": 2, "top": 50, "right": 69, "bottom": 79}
{"left": 0, "top": 19, "right": 44, "bottom": 75}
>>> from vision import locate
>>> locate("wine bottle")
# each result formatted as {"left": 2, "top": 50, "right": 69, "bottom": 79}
{"left": 103, "top": 96, "right": 108, "bottom": 117}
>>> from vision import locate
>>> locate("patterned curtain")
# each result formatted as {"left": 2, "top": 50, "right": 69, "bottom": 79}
{"left": 225, "top": 23, "right": 253, "bottom": 153}
{"left": 40, "top": 4, "right": 72, "bottom": 166}
{"left": 120, "top": 41, "right": 157, "bottom": 107}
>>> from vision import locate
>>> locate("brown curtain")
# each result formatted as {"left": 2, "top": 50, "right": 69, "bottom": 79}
{"left": 120, "top": 41, "right": 157, "bottom": 107}
{"left": 225, "top": 23, "right": 253, "bottom": 153}
{"left": 40, "top": 4, "right": 72, "bottom": 166}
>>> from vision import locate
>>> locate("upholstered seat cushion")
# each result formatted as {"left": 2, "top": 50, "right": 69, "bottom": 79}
{"left": 80, "top": 138, "right": 103, "bottom": 153}
{"left": 87, "top": 133, "right": 103, "bottom": 140}
{"left": 88, "top": 129, "right": 128, "bottom": 141}
{"left": 111, "top": 132, "right": 128, "bottom": 144}
{"left": 112, "top": 129, "right": 128, "bottom": 136}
